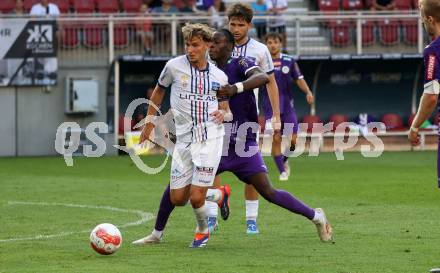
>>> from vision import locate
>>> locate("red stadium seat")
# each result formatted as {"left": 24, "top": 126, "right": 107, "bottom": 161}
{"left": 0, "top": 0, "right": 16, "bottom": 13}
{"left": 408, "top": 113, "right": 416, "bottom": 127}
{"left": 123, "top": 0, "right": 142, "bottom": 12}
{"left": 412, "top": 0, "right": 419, "bottom": 9}
{"left": 83, "top": 23, "right": 105, "bottom": 48}
{"left": 318, "top": 0, "right": 340, "bottom": 11}
{"left": 378, "top": 19, "right": 399, "bottom": 46}
{"left": 363, "top": 0, "right": 373, "bottom": 9}
{"left": 24, "top": 0, "right": 40, "bottom": 12}
{"left": 96, "top": 0, "right": 119, "bottom": 13}
{"left": 60, "top": 23, "right": 80, "bottom": 48}
{"left": 401, "top": 19, "right": 418, "bottom": 45}
{"left": 72, "top": 0, "right": 95, "bottom": 13}
{"left": 395, "top": 0, "right": 412, "bottom": 9}
{"left": 114, "top": 23, "right": 130, "bottom": 48}
{"left": 342, "top": 0, "right": 363, "bottom": 10}
{"left": 381, "top": 113, "right": 405, "bottom": 131}
{"left": 52, "top": 0, "right": 70, "bottom": 13}
{"left": 329, "top": 20, "right": 351, "bottom": 47}
{"left": 329, "top": 114, "right": 349, "bottom": 131}
{"left": 361, "top": 20, "right": 376, "bottom": 46}
{"left": 302, "top": 115, "right": 322, "bottom": 133}
{"left": 319, "top": 0, "right": 339, "bottom": 27}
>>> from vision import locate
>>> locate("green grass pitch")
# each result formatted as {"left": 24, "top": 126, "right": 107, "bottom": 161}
{"left": 1, "top": 151, "right": 440, "bottom": 273}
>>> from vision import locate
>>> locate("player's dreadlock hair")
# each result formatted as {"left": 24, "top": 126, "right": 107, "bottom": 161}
{"left": 226, "top": 3, "right": 253, "bottom": 23}
{"left": 264, "top": 32, "right": 283, "bottom": 43}
{"left": 182, "top": 23, "right": 215, "bottom": 42}
{"left": 217, "top": 28, "right": 235, "bottom": 47}
{"left": 420, "top": 0, "right": 440, "bottom": 21}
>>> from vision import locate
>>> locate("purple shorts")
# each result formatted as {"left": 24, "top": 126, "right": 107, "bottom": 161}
{"left": 266, "top": 110, "right": 299, "bottom": 135}
{"left": 216, "top": 142, "right": 268, "bottom": 183}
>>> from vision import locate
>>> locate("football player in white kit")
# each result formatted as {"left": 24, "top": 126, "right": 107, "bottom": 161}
{"left": 135, "top": 23, "right": 230, "bottom": 248}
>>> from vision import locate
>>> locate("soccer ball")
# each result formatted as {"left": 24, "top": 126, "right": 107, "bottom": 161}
{"left": 90, "top": 223, "right": 122, "bottom": 255}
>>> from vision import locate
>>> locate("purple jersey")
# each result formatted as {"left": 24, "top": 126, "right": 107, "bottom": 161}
{"left": 424, "top": 36, "right": 440, "bottom": 98}
{"left": 195, "top": 0, "right": 213, "bottom": 10}
{"left": 217, "top": 56, "right": 259, "bottom": 145}
{"left": 424, "top": 36, "right": 440, "bottom": 187}
{"left": 262, "top": 54, "right": 303, "bottom": 118}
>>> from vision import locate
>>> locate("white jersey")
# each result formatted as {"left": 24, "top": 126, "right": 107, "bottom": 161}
{"left": 232, "top": 38, "right": 274, "bottom": 75}
{"left": 233, "top": 38, "right": 274, "bottom": 115}
{"left": 158, "top": 55, "right": 228, "bottom": 143}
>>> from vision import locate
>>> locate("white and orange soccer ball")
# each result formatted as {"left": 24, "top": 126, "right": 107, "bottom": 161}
{"left": 90, "top": 223, "right": 122, "bottom": 255}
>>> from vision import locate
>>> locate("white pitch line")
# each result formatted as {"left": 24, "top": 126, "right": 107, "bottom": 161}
{"left": 0, "top": 201, "right": 155, "bottom": 243}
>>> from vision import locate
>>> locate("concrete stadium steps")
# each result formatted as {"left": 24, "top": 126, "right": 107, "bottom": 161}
{"left": 285, "top": 46, "right": 331, "bottom": 54}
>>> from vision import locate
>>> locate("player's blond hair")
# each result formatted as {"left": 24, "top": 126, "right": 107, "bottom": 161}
{"left": 181, "top": 23, "right": 214, "bottom": 42}
{"left": 420, "top": 0, "right": 440, "bottom": 21}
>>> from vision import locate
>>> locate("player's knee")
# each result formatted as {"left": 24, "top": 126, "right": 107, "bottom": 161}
{"left": 189, "top": 192, "right": 205, "bottom": 207}
{"left": 273, "top": 133, "right": 282, "bottom": 144}
{"left": 189, "top": 196, "right": 205, "bottom": 208}
{"left": 255, "top": 184, "right": 276, "bottom": 202}
{"left": 170, "top": 194, "right": 187, "bottom": 206}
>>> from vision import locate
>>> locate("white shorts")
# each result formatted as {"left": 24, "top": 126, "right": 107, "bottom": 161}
{"left": 170, "top": 137, "right": 223, "bottom": 189}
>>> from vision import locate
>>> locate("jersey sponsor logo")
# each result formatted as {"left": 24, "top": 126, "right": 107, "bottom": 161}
{"left": 196, "top": 166, "right": 214, "bottom": 175}
{"left": 239, "top": 58, "right": 249, "bottom": 68}
{"left": 427, "top": 54, "right": 436, "bottom": 80}
{"left": 273, "top": 61, "right": 282, "bottom": 66}
{"left": 282, "top": 65, "right": 290, "bottom": 74}
{"left": 211, "top": 81, "right": 220, "bottom": 91}
{"left": 181, "top": 75, "right": 189, "bottom": 89}
{"left": 179, "top": 93, "right": 217, "bottom": 101}
{"left": 171, "top": 168, "right": 185, "bottom": 180}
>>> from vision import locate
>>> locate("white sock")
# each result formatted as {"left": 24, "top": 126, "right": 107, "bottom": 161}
{"left": 245, "top": 200, "right": 259, "bottom": 221}
{"left": 193, "top": 205, "right": 208, "bottom": 234}
{"left": 152, "top": 229, "right": 163, "bottom": 239}
{"left": 205, "top": 201, "right": 218, "bottom": 218}
{"left": 312, "top": 209, "right": 324, "bottom": 223}
{"left": 206, "top": 188, "right": 222, "bottom": 202}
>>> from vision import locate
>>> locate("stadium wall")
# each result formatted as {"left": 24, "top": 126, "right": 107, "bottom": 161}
{"left": 0, "top": 66, "right": 115, "bottom": 156}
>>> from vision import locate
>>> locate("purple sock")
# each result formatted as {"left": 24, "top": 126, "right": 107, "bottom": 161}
{"left": 272, "top": 189, "right": 315, "bottom": 220}
{"left": 273, "top": 155, "right": 285, "bottom": 173}
{"left": 154, "top": 185, "right": 175, "bottom": 231}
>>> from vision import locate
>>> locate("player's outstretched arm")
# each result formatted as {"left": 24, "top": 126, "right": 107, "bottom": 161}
{"left": 140, "top": 85, "right": 166, "bottom": 144}
{"left": 244, "top": 67, "right": 270, "bottom": 90}
{"left": 266, "top": 73, "right": 281, "bottom": 130}
{"left": 295, "top": 78, "right": 314, "bottom": 105}
{"left": 408, "top": 93, "right": 438, "bottom": 145}
{"left": 217, "top": 67, "right": 269, "bottom": 97}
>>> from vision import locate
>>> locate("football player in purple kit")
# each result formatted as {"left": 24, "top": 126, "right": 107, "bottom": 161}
{"left": 409, "top": 0, "right": 440, "bottom": 184}
{"left": 132, "top": 29, "right": 333, "bottom": 246}
{"left": 227, "top": 3, "right": 282, "bottom": 234}
{"left": 263, "top": 33, "right": 315, "bottom": 181}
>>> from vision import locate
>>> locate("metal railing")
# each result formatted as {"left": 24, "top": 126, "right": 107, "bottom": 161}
{"left": 0, "top": 11, "right": 424, "bottom": 66}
